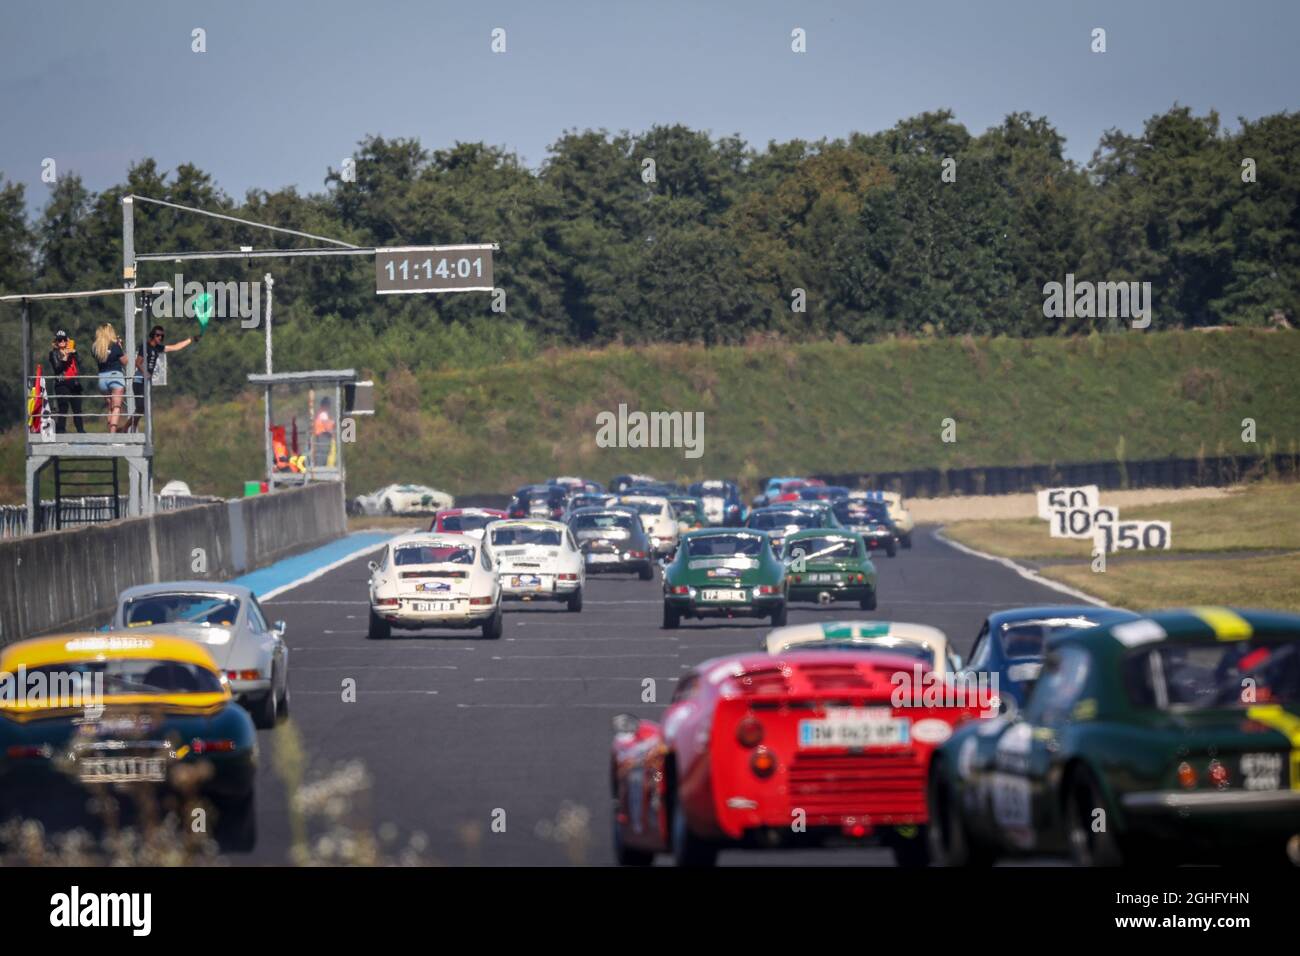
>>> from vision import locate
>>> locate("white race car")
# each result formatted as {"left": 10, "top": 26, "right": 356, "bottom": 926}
{"left": 764, "top": 620, "right": 960, "bottom": 675}
{"left": 351, "top": 484, "right": 455, "bottom": 516}
{"left": 851, "top": 490, "right": 915, "bottom": 548}
{"left": 367, "top": 532, "right": 502, "bottom": 639}
{"left": 614, "top": 495, "right": 679, "bottom": 557}
{"left": 487, "top": 519, "right": 585, "bottom": 611}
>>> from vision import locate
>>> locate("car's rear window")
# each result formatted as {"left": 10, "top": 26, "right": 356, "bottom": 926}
{"left": 571, "top": 513, "right": 634, "bottom": 532}
{"left": 441, "top": 513, "right": 497, "bottom": 532}
{"left": 687, "top": 534, "right": 764, "bottom": 557}
{"left": 13, "top": 660, "right": 224, "bottom": 697}
{"left": 748, "top": 511, "right": 816, "bottom": 530}
{"left": 1125, "top": 639, "right": 1300, "bottom": 709}
{"left": 124, "top": 594, "right": 240, "bottom": 628}
{"left": 396, "top": 544, "right": 474, "bottom": 565}
{"left": 492, "top": 527, "right": 563, "bottom": 547}
{"left": 785, "top": 535, "right": 859, "bottom": 560}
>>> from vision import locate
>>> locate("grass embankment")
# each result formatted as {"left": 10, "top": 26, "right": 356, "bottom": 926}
{"left": 943, "top": 482, "right": 1300, "bottom": 612}
{"left": 2, "top": 329, "right": 1299, "bottom": 501}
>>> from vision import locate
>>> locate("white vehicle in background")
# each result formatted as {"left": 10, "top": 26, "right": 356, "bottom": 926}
{"left": 367, "top": 532, "right": 502, "bottom": 639}
{"left": 615, "top": 495, "right": 679, "bottom": 557}
{"left": 351, "top": 484, "right": 455, "bottom": 516}
{"left": 488, "top": 519, "right": 586, "bottom": 611}
{"left": 765, "top": 620, "right": 960, "bottom": 675}
{"left": 852, "top": 490, "right": 915, "bottom": 548}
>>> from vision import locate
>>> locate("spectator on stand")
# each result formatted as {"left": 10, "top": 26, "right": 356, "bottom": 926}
{"left": 91, "top": 323, "right": 127, "bottom": 433}
{"left": 128, "top": 324, "right": 196, "bottom": 432}
{"left": 47, "top": 329, "right": 85, "bottom": 434}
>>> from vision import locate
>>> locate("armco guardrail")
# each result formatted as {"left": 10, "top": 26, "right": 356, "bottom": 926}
{"left": 808, "top": 452, "right": 1300, "bottom": 499}
{"left": 0, "top": 482, "right": 345, "bottom": 643}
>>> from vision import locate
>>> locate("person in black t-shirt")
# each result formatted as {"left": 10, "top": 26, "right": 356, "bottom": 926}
{"left": 47, "top": 329, "right": 85, "bottom": 434}
{"left": 128, "top": 324, "right": 195, "bottom": 432}
{"left": 92, "top": 323, "right": 128, "bottom": 432}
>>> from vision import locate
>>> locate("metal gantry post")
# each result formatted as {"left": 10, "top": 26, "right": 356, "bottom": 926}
{"left": 122, "top": 196, "right": 136, "bottom": 427}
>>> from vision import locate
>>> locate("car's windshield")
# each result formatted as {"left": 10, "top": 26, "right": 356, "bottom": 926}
{"left": 670, "top": 500, "right": 702, "bottom": 519}
{"left": 124, "top": 594, "right": 240, "bottom": 628}
{"left": 1001, "top": 620, "right": 1095, "bottom": 660}
{"left": 686, "top": 534, "right": 764, "bottom": 557}
{"left": 395, "top": 544, "right": 475, "bottom": 565}
{"left": 492, "top": 527, "right": 563, "bottom": 547}
{"left": 1126, "top": 640, "right": 1300, "bottom": 709}
{"left": 11, "top": 660, "right": 224, "bottom": 697}
{"left": 748, "top": 510, "right": 817, "bottom": 530}
{"left": 785, "top": 535, "right": 859, "bottom": 560}
{"left": 441, "top": 513, "right": 497, "bottom": 532}
{"left": 571, "top": 513, "right": 634, "bottom": 533}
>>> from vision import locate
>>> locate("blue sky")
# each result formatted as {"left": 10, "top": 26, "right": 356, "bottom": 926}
{"left": 2, "top": 0, "right": 1296, "bottom": 211}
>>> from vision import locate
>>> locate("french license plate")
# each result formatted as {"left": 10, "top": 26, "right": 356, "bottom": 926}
{"left": 798, "top": 708, "right": 908, "bottom": 749}
{"left": 511, "top": 575, "right": 544, "bottom": 589}
{"left": 587, "top": 553, "right": 618, "bottom": 564}
{"left": 412, "top": 601, "right": 455, "bottom": 613}
{"left": 700, "top": 588, "right": 746, "bottom": 602}
{"left": 806, "top": 573, "right": 835, "bottom": 583}
{"left": 79, "top": 756, "right": 167, "bottom": 783}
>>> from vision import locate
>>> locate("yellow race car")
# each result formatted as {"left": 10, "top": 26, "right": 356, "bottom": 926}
{"left": 0, "top": 633, "right": 258, "bottom": 849}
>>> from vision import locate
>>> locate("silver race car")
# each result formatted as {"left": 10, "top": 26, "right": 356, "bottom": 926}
{"left": 110, "top": 581, "right": 290, "bottom": 729}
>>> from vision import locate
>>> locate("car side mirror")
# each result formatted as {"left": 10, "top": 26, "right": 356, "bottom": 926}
{"left": 274, "top": 620, "right": 287, "bottom": 637}
{"left": 612, "top": 713, "right": 640, "bottom": 737}
{"left": 367, "top": 560, "right": 378, "bottom": 573}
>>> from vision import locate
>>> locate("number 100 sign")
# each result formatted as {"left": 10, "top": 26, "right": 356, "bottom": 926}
{"left": 375, "top": 245, "right": 494, "bottom": 294}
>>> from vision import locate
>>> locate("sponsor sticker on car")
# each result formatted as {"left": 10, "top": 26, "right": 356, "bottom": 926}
{"left": 510, "top": 574, "right": 544, "bottom": 589}
{"left": 798, "top": 707, "right": 909, "bottom": 749}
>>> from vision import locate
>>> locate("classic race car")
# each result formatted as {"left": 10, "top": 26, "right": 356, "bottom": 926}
{"left": 568, "top": 506, "right": 656, "bottom": 580}
{"left": 350, "top": 483, "right": 454, "bottom": 516}
{"left": 429, "top": 507, "right": 508, "bottom": 539}
{"left": 765, "top": 620, "right": 961, "bottom": 676}
{"left": 832, "top": 497, "right": 899, "bottom": 557}
{"left": 487, "top": 518, "right": 585, "bottom": 611}
{"left": 615, "top": 494, "right": 680, "bottom": 557}
{"left": 688, "top": 480, "right": 746, "bottom": 526}
{"left": 745, "top": 505, "right": 839, "bottom": 554}
{"left": 853, "top": 490, "right": 914, "bottom": 548}
{"left": 610, "top": 648, "right": 984, "bottom": 866}
{"left": 0, "top": 633, "right": 258, "bottom": 850}
{"left": 961, "top": 606, "right": 1140, "bottom": 711}
{"left": 111, "top": 582, "right": 290, "bottom": 729}
{"left": 610, "top": 473, "right": 658, "bottom": 494}
{"left": 662, "top": 529, "right": 787, "bottom": 628}
{"left": 751, "top": 476, "right": 803, "bottom": 510}
{"left": 507, "top": 485, "right": 568, "bottom": 520}
{"left": 927, "top": 607, "right": 1300, "bottom": 866}
{"left": 667, "top": 495, "right": 708, "bottom": 534}
{"left": 367, "top": 532, "right": 503, "bottom": 639}
{"left": 781, "top": 529, "right": 878, "bottom": 609}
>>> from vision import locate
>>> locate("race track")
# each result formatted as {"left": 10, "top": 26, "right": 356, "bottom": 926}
{"left": 239, "top": 527, "right": 1080, "bottom": 865}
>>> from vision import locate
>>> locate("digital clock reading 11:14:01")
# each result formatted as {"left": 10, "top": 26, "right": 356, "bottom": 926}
{"left": 374, "top": 245, "right": 495, "bottom": 295}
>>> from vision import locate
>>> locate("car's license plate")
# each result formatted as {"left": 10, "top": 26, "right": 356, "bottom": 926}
{"left": 511, "top": 575, "right": 544, "bottom": 588}
{"left": 79, "top": 756, "right": 167, "bottom": 783}
{"left": 587, "top": 553, "right": 618, "bottom": 563}
{"left": 412, "top": 601, "right": 455, "bottom": 612}
{"left": 700, "top": 588, "right": 746, "bottom": 602}
{"left": 807, "top": 573, "right": 835, "bottom": 583}
{"left": 799, "top": 708, "right": 908, "bottom": 749}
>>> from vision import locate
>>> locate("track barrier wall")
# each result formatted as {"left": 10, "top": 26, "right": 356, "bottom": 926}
{"left": 0, "top": 482, "right": 346, "bottom": 644}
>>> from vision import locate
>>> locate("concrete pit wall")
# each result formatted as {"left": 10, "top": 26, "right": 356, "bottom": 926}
{"left": 0, "top": 482, "right": 346, "bottom": 644}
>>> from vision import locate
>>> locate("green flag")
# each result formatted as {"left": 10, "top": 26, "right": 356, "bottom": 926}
{"left": 194, "top": 291, "right": 213, "bottom": 333}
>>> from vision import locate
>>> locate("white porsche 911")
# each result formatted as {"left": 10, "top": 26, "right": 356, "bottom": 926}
{"left": 351, "top": 483, "right": 455, "bottom": 516}
{"left": 367, "top": 532, "right": 503, "bottom": 639}
{"left": 487, "top": 519, "right": 585, "bottom": 611}
{"left": 614, "top": 495, "right": 679, "bottom": 557}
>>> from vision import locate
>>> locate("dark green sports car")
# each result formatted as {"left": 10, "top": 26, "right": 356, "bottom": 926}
{"left": 662, "top": 529, "right": 788, "bottom": 629}
{"left": 927, "top": 607, "right": 1300, "bottom": 866}
{"left": 782, "top": 528, "right": 878, "bottom": 610}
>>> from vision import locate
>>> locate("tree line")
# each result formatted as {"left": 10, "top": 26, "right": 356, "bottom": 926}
{"left": 0, "top": 105, "right": 1296, "bottom": 425}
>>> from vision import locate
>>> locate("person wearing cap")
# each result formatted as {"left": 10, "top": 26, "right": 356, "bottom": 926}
{"left": 47, "top": 329, "right": 85, "bottom": 434}
{"left": 127, "top": 324, "right": 195, "bottom": 432}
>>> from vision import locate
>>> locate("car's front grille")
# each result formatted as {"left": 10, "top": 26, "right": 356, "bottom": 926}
{"left": 787, "top": 751, "right": 926, "bottom": 821}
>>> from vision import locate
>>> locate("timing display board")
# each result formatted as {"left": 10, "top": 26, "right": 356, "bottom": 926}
{"left": 375, "top": 245, "right": 494, "bottom": 294}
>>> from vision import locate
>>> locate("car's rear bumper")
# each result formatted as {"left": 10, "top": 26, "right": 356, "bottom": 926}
{"left": 1123, "top": 789, "right": 1300, "bottom": 814}
{"left": 788, "top": 584, "right": 873, "bottom": 602}
{"left": 666, "top": 596, "right": 784, "bottom": 619}
{"left": 373, "top": 604, "right": 496, "bottom": 627}
{"left": 585, "top": 557, "right": 651, "bottom": 574}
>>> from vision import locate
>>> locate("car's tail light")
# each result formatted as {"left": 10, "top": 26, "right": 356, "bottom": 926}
{"left": 191, "top": 739, "right": 237, "bottom": 754}
{"left": 374, "top": 598, "right": 400, "bottom": 608}
{"left": 6, "top": 744, "right": 51, "bottom": 760}
{"left": 558, "top": 573, "right": 578, "bottom": 581}
{"left": 753, "top": 585, "right": 778, "bottom": 595}
{"left": 1208, "top": 760, "right": 1230, "bottom": 788}
{"left": 854, "top": 573, "right": 865, "bottom": 583}
{"left": 225, "top": 669, "right": 262, "bottom": 681}
{"left": 750, "top": 747, "right": 777, "bottom": 778}
{"left": 1177, "top": 761, "right": 1198, "bottom": 789}
{"left": 627, "top": 550, "right": 646, "bottom": 559}
{"left": 791, "top": 574, "right": 801, "bottom": 583}
{"left": 670, "top": 585, "right": 690, "bottom": 595}
{"left": 736, "top": 716, "right": 764, "bottom": 748}
{"left": 468, "top": 596, "right": 493, "bottom": 605}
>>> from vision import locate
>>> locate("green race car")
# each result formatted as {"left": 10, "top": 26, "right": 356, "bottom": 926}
{"left": 782, "top": 528, "right": 878, "bottom": 610}
{"left": 927, "top": 607, "right": 1300, "bottom": 866}
{"left": 662, "top": 528, "right": 788, "bottom": 629}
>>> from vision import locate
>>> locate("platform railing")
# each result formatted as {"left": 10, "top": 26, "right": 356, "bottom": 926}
{"left": 0, "top": 493, "right": 221, "bottom": 538}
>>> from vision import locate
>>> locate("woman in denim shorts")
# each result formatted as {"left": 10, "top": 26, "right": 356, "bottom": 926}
{"left": 92, "top": 323, "right": 127, "bottom": 432}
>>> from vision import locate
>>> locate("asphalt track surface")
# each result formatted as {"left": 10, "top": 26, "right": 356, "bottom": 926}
{"left": 242, "top": 527, "right": 1077, "bottom": 866}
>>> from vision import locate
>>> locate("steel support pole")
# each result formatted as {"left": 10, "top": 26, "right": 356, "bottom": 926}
{"left": 122, "top": 196, "right": 136, "bottom": 435}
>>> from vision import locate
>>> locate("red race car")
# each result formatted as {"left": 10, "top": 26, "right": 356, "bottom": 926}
{"left": 610, "top": 650, "right": 982, "bottom": 866}
{"left": 428, "top": 507, "right": 507, "bottom": 539}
